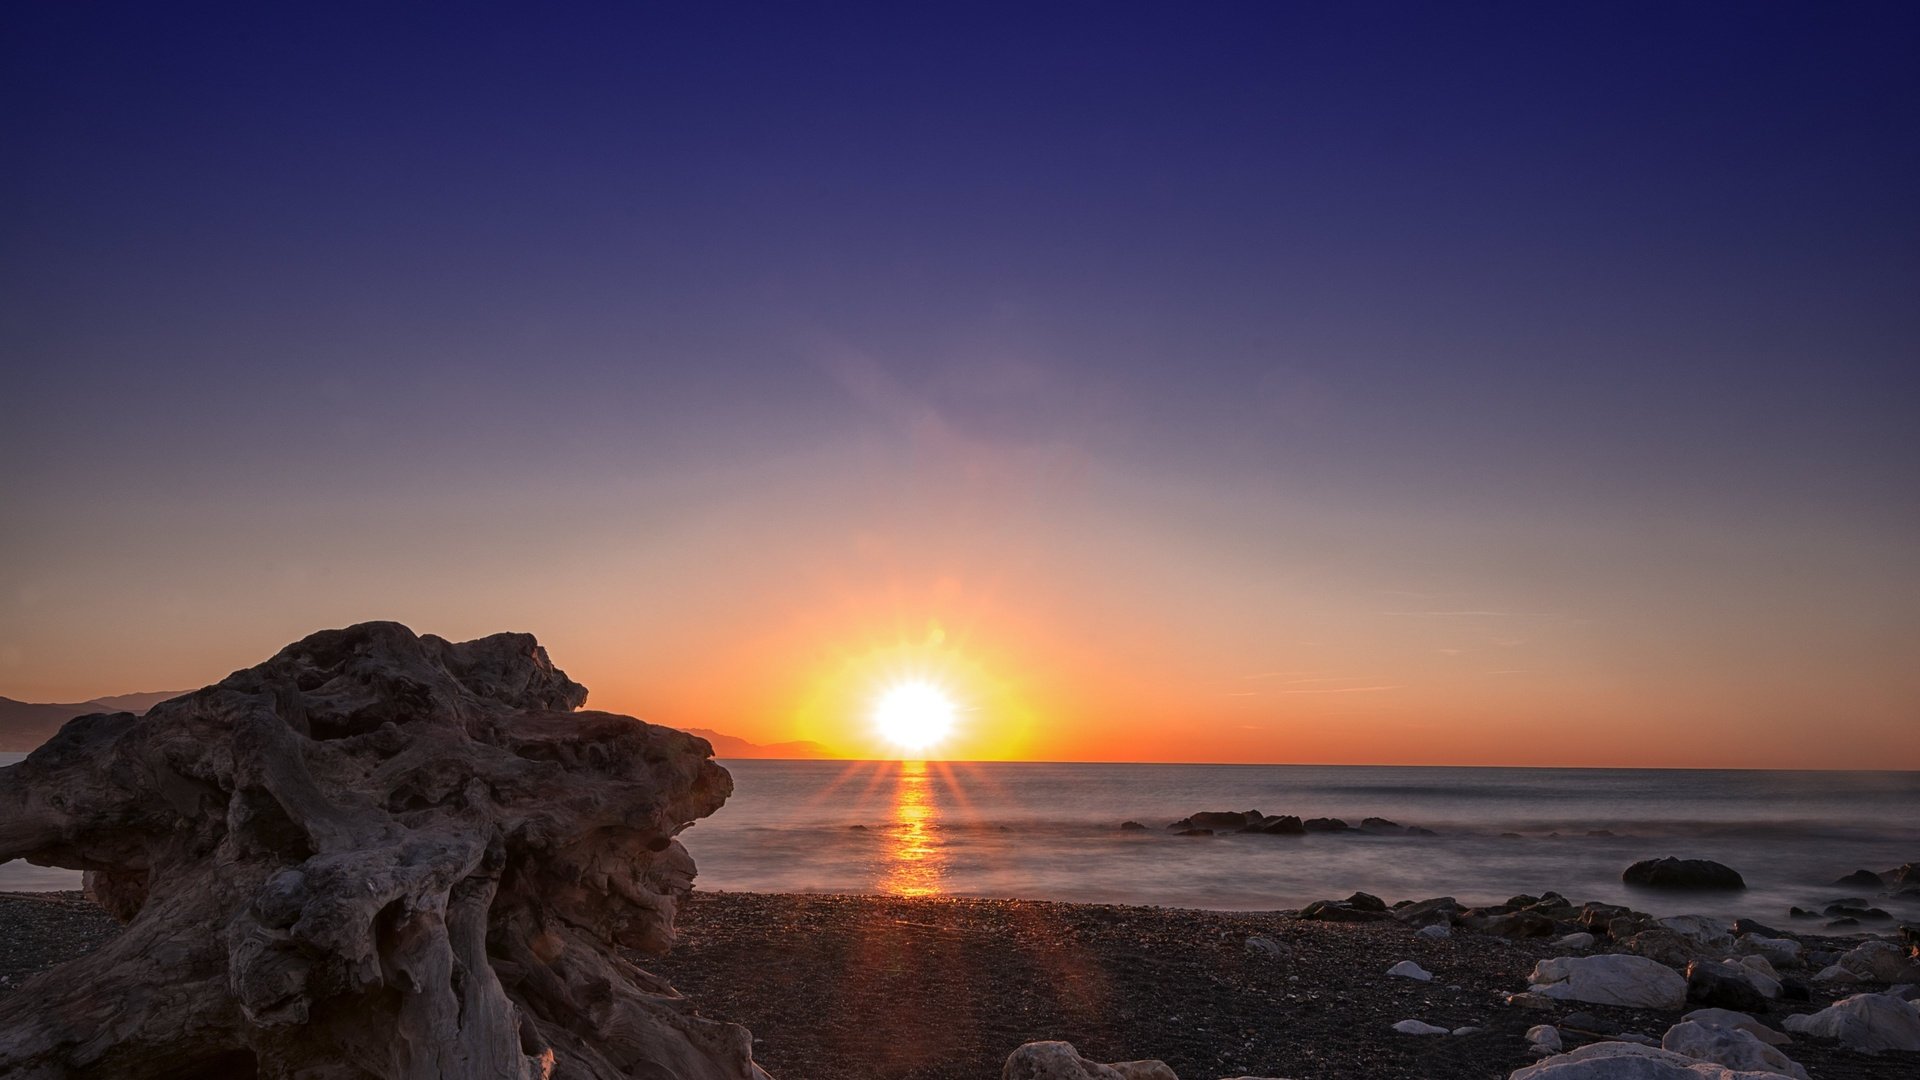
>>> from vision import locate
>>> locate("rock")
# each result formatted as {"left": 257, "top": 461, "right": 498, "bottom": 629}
{"left": 1452, "top": 1026, "right": 1482, "bottom": 1036}
{"left": 1508, "top": 992, "right": 1559, "bottom": 1010}
{"left": 1416, "top": 923, "right": 1452, "bottom": 941}
{"left": 1682, "top": 1009, "right": 1790, "bottom": 1047}
{"left": 1834, "top": 869, "right": 1885, "bottom": 888}
{"left": 1244, "top": 814, "right": 1305, "bottom": 835}
{"left": 1822, "top": 903, "right": 1891, "bottom": 921}
{"left": 1245, "top": 936, "right": 1286, "bottom": 958}
{"left": 1299, "top": 899, "right": 1392, "bottom": 923}
{"left": 1169, "top": 810, "right": 1263, "bottom": 832}
{"left": 1345, "top": 891, "right": 1387, "bottom": 912}
{"left": 1660, "top": 1021, "right": 1808, "bottom": 1080}
{"left": 1302, "top": 817, "right": 1350, "bottom": 832}
{"left": 1731, "top": 919, "right": 1784, "bottom": 938}
{"left": 1579, "top": 902, "right": 1637, "bottom": 934}
{"left": 1685, "top": 961, "right": 1771, "bottom": 1012}
{"left": 0, "top": 622, "right": 767, "bottom": 1080}
{"left": 1834, "top": 939, "right": 1920, "bottom": 983}
{"left": 1825, "top": 917, "right": 1859, "bottom": 929}
{"left": 1510, "top": 1040, "right": 1789, "bottom": 1079}
{"left": 1623, "top": 858, "right": 1746, "bottom": 890}
{"left": 1814, "top": 963, "right": 1863, "bottom": 984}
{"left": 1787, "top": 907, "right": 1820, "bottom": 920}
{"left": 1360, "top": 816, "right": 1403, "bottom": 832}
{"left": 1003, "top": 1041, "right": 1177, "bottom": 1080}
{"left": 1120, "top": 821, "right": 1148, "bottom": 831}
{"left": 1617, "top": 929, "right": 1701, "bottom": 968}
{"left": 1734, "top": 935, "right": 1801, "bottom": 969}
{"left": 1880, "top": 863, "right": 1920, "bottom": 888}
{"left": 1386, "top": 960, "right": 1433, "bottom": 981}
{"left": 1392, "top": 1019, "right": 1450, "bottom": 1035}
{"left": 1555, "top": 932, "right": 1598, "bottom": 950}
{"left": 1528, "top": 1025, "right": 1564, "bottom": 1054}
{"left": 1780, "top": 992, "right": 1920, "bottom": 1053}
{"left": 1529, "top": 954, "right": 1690, "bottom": 1010}
{"left": 1393, "top": 896, "right": 1462, "bottom": 927}
{"left": 1467, "top": 910, "right": 1558, "bottom": 938}
{"left": 1658, "top": 915, "right": 1732, "bottom": 949}
{"left": 1562, "top": 1011, "right": 1623, "bottom": 1036}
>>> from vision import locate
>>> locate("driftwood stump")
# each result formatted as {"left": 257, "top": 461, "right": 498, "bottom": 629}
{"left": 0, "top": 622, "right": 769, "bottom": 1080}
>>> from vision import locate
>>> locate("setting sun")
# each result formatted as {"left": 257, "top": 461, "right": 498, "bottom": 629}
{"left": 873, "top": 681, "right": 957, "bottom": 754}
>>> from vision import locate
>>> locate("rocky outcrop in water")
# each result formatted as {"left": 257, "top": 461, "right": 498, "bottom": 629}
{"left": 1623, "top": 857, "right": 1747, "bottom": 890}
{"left": 0, "top": 622, "right": 767, "bottom": 1080}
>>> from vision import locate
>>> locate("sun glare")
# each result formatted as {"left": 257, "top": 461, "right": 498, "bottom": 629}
{"left": 873, "top": 680, "right": 957, "bottom": 755}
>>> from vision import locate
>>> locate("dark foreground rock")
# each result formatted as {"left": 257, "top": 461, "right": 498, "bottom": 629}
{"left": 0, "top": 622, "right": 764, "bottom": 1080}
{"left": 1623, "top": 857, "right": 1747, "bottom": 890}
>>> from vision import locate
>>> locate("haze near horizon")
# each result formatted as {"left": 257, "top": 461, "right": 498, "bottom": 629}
{"left": 3, "top": 4, "right": 1916, "bottom": 769}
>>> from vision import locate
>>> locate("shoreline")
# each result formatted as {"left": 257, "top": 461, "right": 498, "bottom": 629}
{"left": 6, "top": 888, "right": 1915, "bottom": 1079}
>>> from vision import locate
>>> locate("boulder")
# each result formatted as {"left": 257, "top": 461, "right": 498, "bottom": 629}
{"left": 1660, "top": 1022, "right": 1808, "bottom": 1080}
{"left": 1299, "top": 899, "right": 1392, "bottom": 923}
{"left": 1393, "top": 896, "right": 1462, "bottom": 927}
{"left": 1244, "top": 814, "right": 1305, "bottom": 835}
{"left": 1556, "top": 932, "right": 1598, "bottom": 951}
{"left": 1391, "top": 1020, "right": 1449, "bottom": 1035}
{"left": 1579, "top": 902, "right": 1637, "bottom": 934}
{"left": 1302, "top": 817, "right": 1350, "bottom": 832}
{"left": 1734, "top": 936, "right": 1801, "bottom": 969}
{"left": 1623, "top": 858, "right": 1746, "bottom": 890}
{"left": 1681, "top": 1009, "right": 1791, "bottom": 1047}
{"left": 1618, "top": 929, "right": 1704, "bottom": 968}
{"left": 0, "top": 622, "right": 766, "bottom": 1080}
{"left": 1467, "top": 910, "right": 1558, "bottom": 938}
{"left": 1780, "top": 992, "right": 1920, "bottom": 1053}
{"left": 1528, "top": 1025, "right": 1564, "bottom": 1054}
{"left": 1003, "top": 1042, "right": 1177, "bottom": 1080}
{"left": 1834, "top": 940, "right": 1920, "bottom": 983}
{"left": 1529, "top": 954, "right": 1689, "bottom": 1010}
{"left": 1386, "top": 960, "right": 1433, "bottom": 981}
{"left": 1882, "top": 863, "right": 1920, "bottom": 889}
{"left": 1245, "top": 936, "right": 1287, "bottom": 959}
{"left": 1345, "top": 891, "right": 1387, "bottom": 912}
{"left": 1509, "top": 1040, "right": 1793, "bottom": 1079}
{"left": 1684, "top": 961, "right": 1771, "bottom": 1012}
{"left": 1833, "top": 869, "right": 1884, "bottom": 888}
{"left": 1360, "top": 816, "right": 1404, "bottom": 832}
{"left": 1658, "top": 915, "right": 1732, "bottom": 949}
{"left": 1731, "top": 919, "right": 1784, "bottom": 938}
{"left": 1416, "top": 924, "right": 1452, "bottom": 941}
{"left": 1169, "top": 810, "right": 1263, "bottom": 832}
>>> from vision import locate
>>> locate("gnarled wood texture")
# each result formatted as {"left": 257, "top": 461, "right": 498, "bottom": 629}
{"left": 0, "top": 622, "right": 769, "bottom": 1080}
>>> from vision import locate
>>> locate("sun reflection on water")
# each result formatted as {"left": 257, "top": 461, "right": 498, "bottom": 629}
{"left": 879, "top": 760, "right": 946, "bottom": 896}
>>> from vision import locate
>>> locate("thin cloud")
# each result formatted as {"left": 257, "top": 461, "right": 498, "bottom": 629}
{"left": 1280, "top": 685, "right": 1401, "bottom": 694}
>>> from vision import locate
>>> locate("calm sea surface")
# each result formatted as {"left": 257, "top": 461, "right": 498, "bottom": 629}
{"left": 5, "top": 754, "right": 1916, "bottom": 922}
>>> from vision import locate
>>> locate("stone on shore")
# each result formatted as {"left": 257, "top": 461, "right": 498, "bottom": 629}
{"left": 1780, "top": 992, "right": 1920, "bottom": 1053}
{"left": 1509, "top": 1040, "right": 1790, "bottom": 1079}
{"left": 1385, "top": 960, "right": 1433, "bottom": 981}
{"left": 1660, "top": 1022, "right": 1807, "bottom": 1080}
{"left": 1391, "top": 1019, "right": 1449, "bottom": 1035}
{"left": 1681, "top": 1009, "right": 1791, "bottom": 1047}
{"left": 1529, "top": 954, "right": 1689, "bottom": 1010}
{"left": 1527, "top": 1024, "right": 1564, "bottom": 1054}
{"left": 1734, "top": 936, "right": 1801, "bottom": 969}
{"left": 1623, "top": 858, "right": 1746, "bottom": 890}
{"left": 1003, "top": 1041, "right": 1177, "bottom": 1080}
{"left": 1832, "top": 940, "right": 1920, "bottom": 983}
{"left": 1392, "top": 896, "right": 1462, "bottom": 927}
{"left": 1555, "top": 932, "right": 1598, "bottom": 950}
{"left": 1299, "top": 899, "right": 1393, "bottom": 923}
{"left": 1685, "top": 961, "right": 1770, "bottom": 1012}
{"left": 1416, "top": 923, "right": 1452, "bottom": 941}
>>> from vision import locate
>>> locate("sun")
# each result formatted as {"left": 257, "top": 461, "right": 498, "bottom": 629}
{"left": 873, "top": 680, "right": 957, "bottom": 755}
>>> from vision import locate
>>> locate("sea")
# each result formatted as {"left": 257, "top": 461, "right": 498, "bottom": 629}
{"left": 4, "top": 754, "right": 1916, "bottom": 924}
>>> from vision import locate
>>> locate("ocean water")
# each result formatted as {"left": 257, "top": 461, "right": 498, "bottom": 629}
{"left": 5, "top": 754, "right": 1916, "bottom": 924}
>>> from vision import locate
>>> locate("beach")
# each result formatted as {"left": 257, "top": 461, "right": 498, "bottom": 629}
{"left": 4, "top": 888, "right": 1914, "bottom": 1079}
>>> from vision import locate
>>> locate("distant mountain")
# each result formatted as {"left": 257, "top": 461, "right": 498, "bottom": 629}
{"left": 0, "top": 691, "right": 188, "bottom": 753}
{"left": 683, "top": 728, "right": 834, "bottom": 759}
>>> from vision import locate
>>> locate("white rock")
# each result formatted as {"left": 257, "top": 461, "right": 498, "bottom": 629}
{"left": 1681, "top": 1008, "right": 1790, "bottom": 1047}
{"left": 1702, "top": 958, "right": 1781, "bottom": 999}
{"left": 1529, "top": 954, "right": 1689, "bottom": 1010}
{"left": 1392, "top": 1019, "right": 1450, "bottom": 1035}
{"left": 1386, "top": 960, "right": 1433, "bottom": 981}
{"left": 1554, "top": 932, "right": 1597, "bottom": 950}
{"left": 1813, "top": 962, "right": 1862, "bottom": 983}
{"left": 1658, "top": 915, "right": 1732, "bottom": 949}
{"left": 1780, "top": 993, "right": 1920, "bottom": 1053}
{"left": 1661, "top": 1021, "right": 1808, "bottom": 1080}
{"left": 1837, "top": 940, "right": 1920, "bottom": 983}
{"left": 1509, "top": 1040, "right": 1795, "bottom": 1079}
{"left": 1245, "top": 936, "right": 1285, "bottom": 958}
{"left": 1527, "top": 1025, "right": 1564, "bottom": 1053}
{"left": 1002, "top": 1042, "right": 1178, "bottom": 1080}
{"left": 1735, "top": 935, "right": 1800, "bottom": 969}
{"left": 1452, "top": 1026, "right": 1482, "bottom": 1036}
{"left": 1416, "top": 923, "right": 1451, "bottom": 940}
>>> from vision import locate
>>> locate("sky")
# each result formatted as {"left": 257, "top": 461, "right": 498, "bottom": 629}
{"left": 3, "top": 3, "right": 1917, "bottom": 768}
